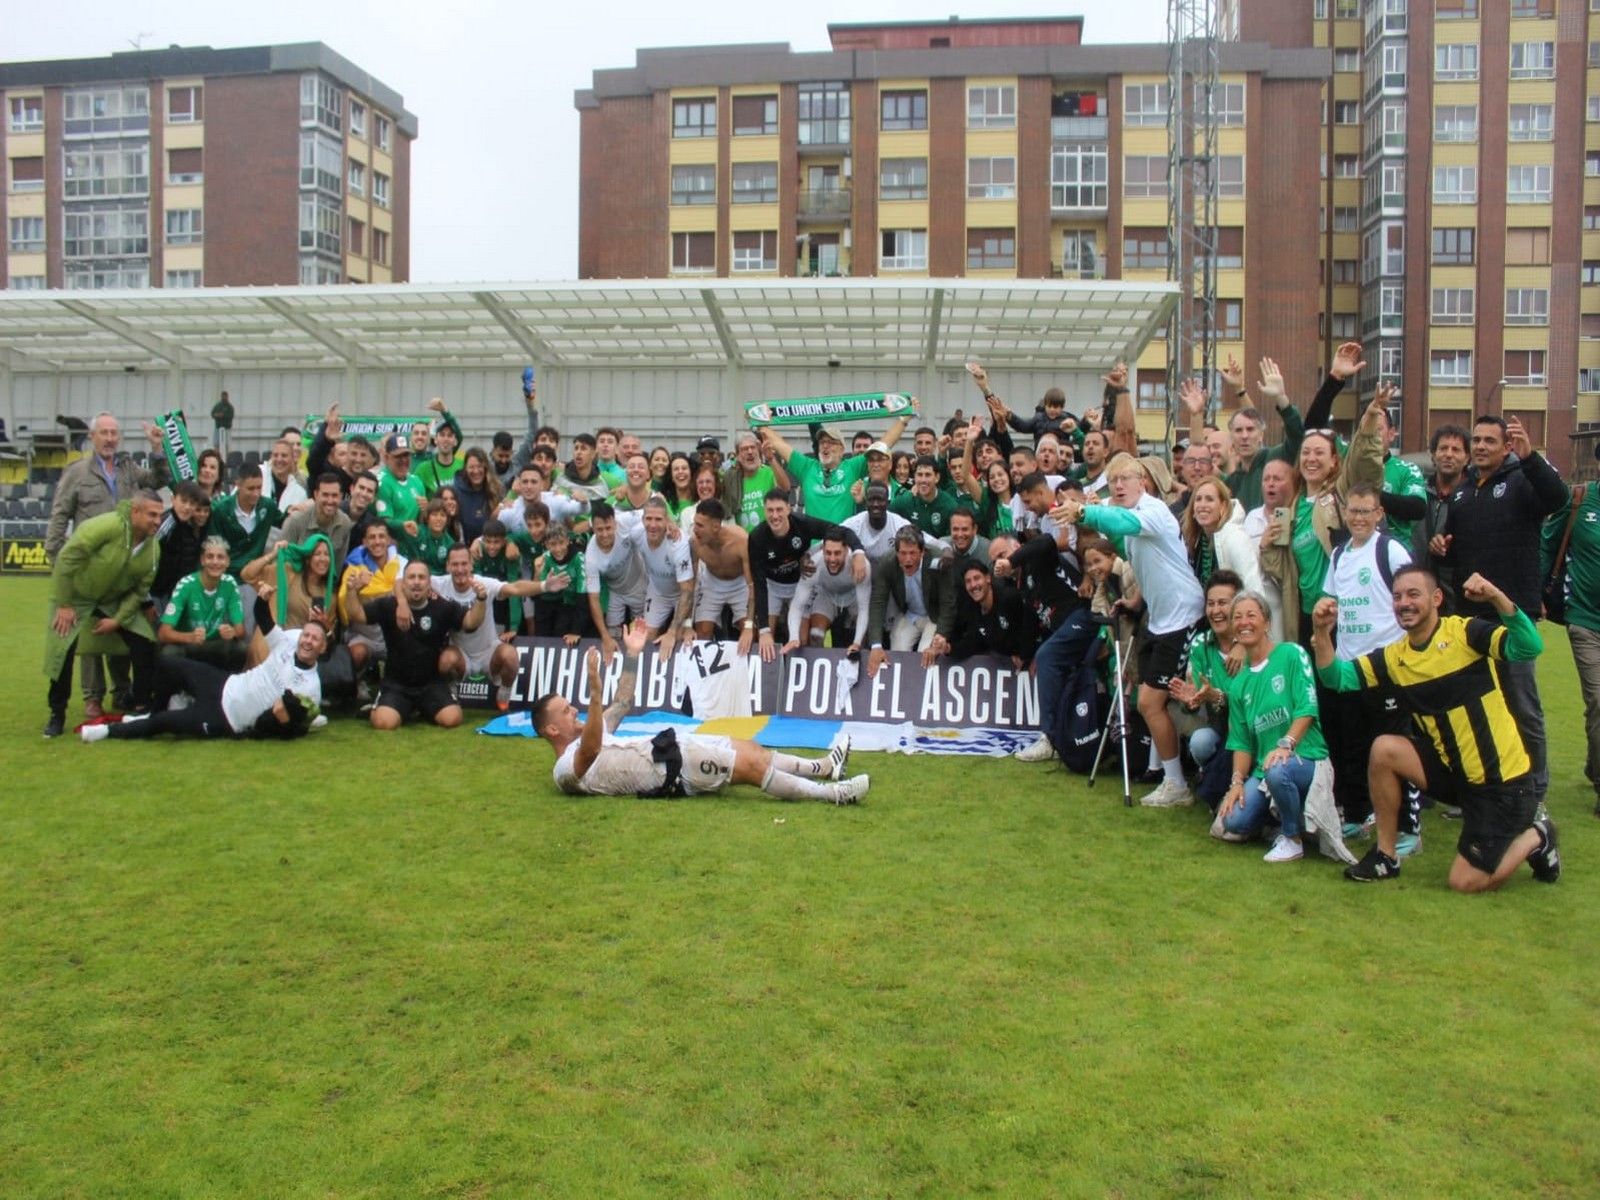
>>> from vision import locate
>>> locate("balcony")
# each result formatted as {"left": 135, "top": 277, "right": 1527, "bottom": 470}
{"left": 1051, "top": 116, "right": 1108, "bottom": 140}
{"left": 1051, "top": 255, "right": 1108, "bottom": 281}
{"left": 797, "top": 188, "right": 851, "bottom": 222}
{"left": 797, "top": 120, "right": 850, "bottom": 153}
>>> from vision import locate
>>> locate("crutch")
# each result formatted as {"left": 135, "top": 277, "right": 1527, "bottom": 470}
{"left": 1086, "top": 619, "right": 1134, "bottom": 805}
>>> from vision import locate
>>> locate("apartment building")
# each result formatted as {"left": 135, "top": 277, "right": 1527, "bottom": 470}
{"left": 1, "top": 42, "right": 415, "bottom": 291}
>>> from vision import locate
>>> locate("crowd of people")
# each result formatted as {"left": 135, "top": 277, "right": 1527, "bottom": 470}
{"left": 39, "top": 346, "right": 1593, "bottom": 885}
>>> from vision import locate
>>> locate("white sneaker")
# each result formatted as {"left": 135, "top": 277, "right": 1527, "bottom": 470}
{"left": 1263, "top": 835, "right": 1304, "bottom": 863}
{"left": 827, "top": 734, "right": 852, "bottom": 781}
{"left": 310, "top": 714, "right": 329, "bottom": 731}
{"left": 80, "top": 724, "right": 110, "bottom": 743}
{"left": 1139, "top": 778, "right": 1195, "bottom": 808}
{"left": 167, "top": 693, "right": 192, "bottom": 712}
{"left": 1209, "top": 809, "right": 1246, "bottom": 843}
{"left": 831, "top": 774, "right": 870, "bottom": 805}
{"left": 1014, "top": 735, "right": 1055, "bottom": 763}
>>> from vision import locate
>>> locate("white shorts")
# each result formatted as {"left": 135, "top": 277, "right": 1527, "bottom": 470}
{"left": 764, "top": 579, "right": 796, "bottom": 617}
{"left": 605, "top": 590, "right": 647, "bottom": 631}
{"left": 809, "top": 590, "right": 857, "bottom": 628}
{"left": 459, "top": 645, "right": 496, "bottom": 677}
{"left": 694, "top": 570, "right": 749, "bottom": 625}
{"left": 680, "top": 734, "right": 736, "bottom": 794}
{"left": 644, "top": 589, "right": 682, "bottom": 631}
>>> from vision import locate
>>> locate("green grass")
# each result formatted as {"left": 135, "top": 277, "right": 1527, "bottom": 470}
{"left": 2, "top": 575, "right": 1598, "bottom": 1198}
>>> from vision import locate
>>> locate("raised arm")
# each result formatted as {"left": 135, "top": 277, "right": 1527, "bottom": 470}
{"left": 572, "top": 648, "right": 608, "bottom": 780}
{"left": 602, "top": 620, "right": 648, "bottom": 733}
{"left": 1104, "top": 361, "right": 1138, "bottom": 457}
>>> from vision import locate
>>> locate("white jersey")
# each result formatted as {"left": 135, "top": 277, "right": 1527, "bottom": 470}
{"left": 638, "top": 532, "right": 694, "bottom": 601}
{"left": 1323, "top": 532, "right": 1411, "bottom": 660}
{"left": 673, "top": 640, "right": 752, "bottom": 718}
{"left": 220, "top": 624, "right": 322, "bottom": 733}
{"left": 842, "top": 510, "right": 914, "bottom": 564}
{"left": 554, "top": 735, "right": 665, "bottom": 795}
{"left": 1091, "top": 494, "right": 1204, "bottom": 637}
{"left": 789, "top": 547, "right": 872, "bottom": 644}
{"left": 583, "top": 522, "right": 649, "bottom": 604}
{"left": 431, "top": 573, "right": 505, "bottom": 662}
{"left": 499, "top": 491, "right": 584, "bottom": 530}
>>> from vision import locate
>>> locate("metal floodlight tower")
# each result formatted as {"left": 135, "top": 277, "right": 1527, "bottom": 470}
{"left": 1166, "top": 0, "right": 1220, "bottom": 445}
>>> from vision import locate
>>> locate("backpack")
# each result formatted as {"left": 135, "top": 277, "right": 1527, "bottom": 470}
{"left": 1329, "top": 531, "right": 1400, "bottom": 595}
{"left": 1053, "top": 630, "right": 1110, "bottom": 774}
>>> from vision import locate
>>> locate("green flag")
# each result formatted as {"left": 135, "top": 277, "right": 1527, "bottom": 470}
{"left": 158, "top": 410, "right": 198, "bottom": 481}
{"left": 744, "top": 392, "right": 916, "bottom": 428}
{"left": 300, "top": 413, "right": 432, "bottom": 447}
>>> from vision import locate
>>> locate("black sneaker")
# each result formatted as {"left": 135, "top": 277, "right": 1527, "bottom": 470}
{"left": 1344, "top": 846, "right": 1401, "bottom": 883}
{"left": 42, "top": 711, "right": 65, "bottom": 739}
{"left": 1528, "top": 818, "right": 1561, "bottom": 884}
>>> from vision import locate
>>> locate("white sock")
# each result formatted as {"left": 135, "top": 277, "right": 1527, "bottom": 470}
{"left": 769, "top": 751, "right": 827, "bottom": 777}
{"left": 760, "top": 765, "right": 835, "bottom": 801}
{"left": 1162, "top": 756, "right": 1185, "bottom": 786}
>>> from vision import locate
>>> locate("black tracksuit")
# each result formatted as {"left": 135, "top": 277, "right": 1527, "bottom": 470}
{"left": 1444, "top": 451, "right": 1569, "bottom": 620}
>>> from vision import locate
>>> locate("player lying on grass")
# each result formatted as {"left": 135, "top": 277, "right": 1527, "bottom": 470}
{"left": 531, "top": 618, "right": 866, "bottom": 804}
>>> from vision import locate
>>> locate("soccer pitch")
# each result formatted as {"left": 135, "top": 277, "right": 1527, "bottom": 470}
{"left": 3, "top": 575, "right": 1598, "bottom": 1197}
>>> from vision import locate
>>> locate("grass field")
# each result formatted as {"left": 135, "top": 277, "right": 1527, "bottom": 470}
{"left": 3, "top": 574, "right": 1598, "bottom": 1198}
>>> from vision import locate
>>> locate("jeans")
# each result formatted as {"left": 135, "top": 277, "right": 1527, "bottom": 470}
{"left": 1501, "top": 657, "right": 1547, "bottom": 792}
{"left": 1033, "top": 607, "right": 1096, "bottom": 736}
{"left": 1222, "top": 755, "right": 1318, "bottom": 841}
{"left": 1188, "top": 724, "right": 1234, "bottom": 808}
{"left": 1570, "top": 625, "right": 1600, "bottom": 801}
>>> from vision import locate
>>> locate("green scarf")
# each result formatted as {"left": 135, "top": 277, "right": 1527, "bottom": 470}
{"left": 276, "top": 533, "right": 335, "bottom": 626}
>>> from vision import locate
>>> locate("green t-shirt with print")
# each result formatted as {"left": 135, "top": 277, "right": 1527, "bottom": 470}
{"left": 1224, "top": 641, "right": 1328, "bottom": 776}
{"left": 161, "top": 572, "right": 244, "bottom": 636}
{"left": 786, "top": 453, "right": 867, "bottom": 524}
{"left": 891, "top": 487, "right": 959, "bottom": 538}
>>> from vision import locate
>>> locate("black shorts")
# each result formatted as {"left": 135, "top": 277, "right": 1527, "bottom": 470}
{"left": 375, "top": 679, "right": 457, "bottom": 724}
{"left": 1412, "top": 736, "right": 1541, "bottom": 874}
{"left": 1137, "top": 625, "right": 1193, "bottom": 690}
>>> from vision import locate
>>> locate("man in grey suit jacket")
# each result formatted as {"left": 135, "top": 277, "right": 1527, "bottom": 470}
{"left": 866, "top": 526, "right": 957, "bottom": 675}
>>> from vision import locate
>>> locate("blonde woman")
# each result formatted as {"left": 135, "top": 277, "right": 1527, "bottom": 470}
{"left": 1183, "top": 476, "right": 1265, "bottom": 597}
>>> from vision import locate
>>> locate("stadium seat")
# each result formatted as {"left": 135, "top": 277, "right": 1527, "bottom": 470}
{"left": 225, "top": 451, "right": 243, "bottom": 470}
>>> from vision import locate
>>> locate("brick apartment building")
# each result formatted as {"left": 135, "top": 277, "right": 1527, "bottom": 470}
{"left": 1, "top": 42, "right": 415, "bottom": 290}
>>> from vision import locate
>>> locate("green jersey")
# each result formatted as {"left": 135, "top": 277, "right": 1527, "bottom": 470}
{"left": 161, "top": 571, "right": 243, "bottom": 636}
{"left": 891, "top": 487, "right": 959, "bottom": 538}
{"left": 508, "top": 529, "right": 547, "bottom": 563}
{"left": 474, "top": 544, "right": 519, "bottom": 582}
{"left": 414, "top": 455, "right": 463, "bottom": 495}
{"left": 1542, "top": 485, "right": 1600, "bottom": 634}
{"left": 729, "top": 465, "right": 778, "bottom": 532}
{"left": 1184, "top": 628, "right": 1244, "bottom": 707}
{"left": 596, "top": 461, "right": 627, "bottom": 488}
{"left": 538, "top": 548, "right": 585, "bottom": 606}
{"left": 374, "top": 468, "right": 427, "bottom": 531}
{"left": 205, "top": 493, "right": 283, "bottom": 576}
{"left": 786, "top": 453, "right": 867, "bottom": 524}
{"left": 1382, "top": 454, "right": 1428, "bottom": 545}
{"left": 1225, "top": 642, "right": 1328, "bottom": 775}
{"left": 1289, "top": 495, "right": 1330, "bottom": 613}
{"left": 401, "top": 525, "right": 453, "bottom": 573}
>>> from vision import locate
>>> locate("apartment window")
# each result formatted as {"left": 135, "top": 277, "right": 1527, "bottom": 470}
{"left": 349, "top": 100, "right": 367, "bottom": 139}
{"left": 1504, "top": 351, "right": 1547, "bottom": 387}
{"left": 1586, "top": 206, "right": 1600, "bottom": 231}
{"left": 732, "top": 162, "right": 778, "bottom": 204}
{"left": 1335, "top": 49, "right": 1360, "bottom": 73}
{"left": 672, "top": 97, "right": 716, "bottom": 139}
{"left": 1593, "top": 42, "right": 1600, "bottom": 67}
{"left": 1123, "top": 227, "right": 1168, "bottom": 270}
{"left": 1333, "top": 206, "right": 1359, "bottom": 232}
{"left": 1589, "top": 96, "right": 1600, "bottom": 123}
{"left": 798, "top": 83, "right": 850, "bottom": 144}
{"left": 8, "top": 275, "right": 46, "bottom": 290}
{"left": 1217, "top": 156, "right": 1245, "bottom": 198}
{"left": 966, "top": 228, "right": 1015, "bottom": 270}
{"left": 1212, "top": 299, "right": 1243, "bottom": 339}
{"left": 164, "top": 269, "right": 202, "bottom": 288}
{"left": 1506, "top": 228, "right": 1551, "bottom": 265}
{"left": 164, "top": 208, "right": 203, "bottom": 246}
{"left": 1334, "top": 100, "right": 1359, "bottom": 124}
{"left": 1380, "top": 283, "right": 1405, "bottom": 330}
{"left": 1434, "top": 105, "right": 1477, "bottom": 143}
{"left": 1588, "top": 153, "right": 1600, "bottom": 178}
{"left": 1436, "top": 0, "right": 1477, "bottom": 14}
{"left": 1435, "top": 43, "right": 1478, "bottom": 81}
{"left": 167, "top": 86, "right": 202, "bottom": 124}
{"left": 63, "top": 144, "right": 148, "bottom": 198}
{"left": 1433, "top": 166, "right": 1476, "bottom": 204}
{"left": 1124, "top": 83, "right": 1168, "bottom": 127}
{"left": 1430, "top": 350, "right": 1473, "bottom": 386}
{"left": 300, "top": 132, "right": 341, "bottom": 194}
{"left": 1197, "top": 82, "right": 1244, "bottom": 126}
{"left": 1061, "top": 230, "right": 1100, "bottom": 278}
{"left": 1124, "top": 155, "right": 1168, "bottom": 198}
{"left": 372, "top": 227, "right": 389, "bottom": 266}
{"left": 967, "top": 156, "right": 1016, "bottom": 200}
{"left": 347, "top": 218, "right": 366, "bottom": 256}
{"left": 372, "top": 172, "right": 390, "bottom": 209}
{"left": 299, "top": 75, "right": 342, "bottom": 132}
{"left": 1431, "top": 287, "right": 1474, "bottom": 325}
{"left": 1334, "top": 153, "right": 1360, "bottom": 177}
{"left": 1382, "top": 43, "right": 1408, "bottom": 89}
{"left": 299, "top": 258, "right": 340, "bottom": 285}
{"left": 1314, "top": 0, "right": 1327, "bottom": 16}
{"left": 1136, "top": 369, "right": 1168, "bottom": 411}
{"left": 880, "top": 158, "right": 928, "bottom": 201}
{"left": 1335, "top": 0, "right": 1357, "bottom": 15}
{"left": 1331, "top": 313, "right": 1358, "bottom": 339}
{"left": 348, "top": 159, "right": 365, "bottom": 197}
{"left": 10, "top": 156, "right": 43, "bottom": 193}
{"left": 1507, "top": 164, "right": 1551, "bottom": 204}
{"left": 1051, "top": 142, "right": 1108, "bottom": 209}
{"left": 63, "top": 86, "right": 149, "bottom": 136}
{"left": 1380, "top": 100, "right": 1408, "bottom": 150}
{"left": 1432, "top": 227, "right": 1474, "bottom": 265}
{"left": 1510, "top": 43, "right": 1555, "bottom": 79}
{"left": 1332, "top": 259, "right": 1357, "bottom": 284}
{"left": 1586, "top": 260, "right": 1600, "bottom": 285}
{"left": 1505, "top": 288, "right": 1549, "bottom": 326}
{"left": 1380, "top": 160, "right": 1406, "bottom": 208}
{"left": 1509, "top": 104, "right": 1554, "bottom": 142}
{"left": 671, "top": 232, "right": 713, "bottom": 274}
{"left": 732, "top": 94, "right": 778, "bottom": 136}
{"left": 8, "top": 216, "right": 44, "bottom": 253}
{"left": 375, "top": 115, "right": 391, "bottom": 152}
{"left": 63, "top": 206, "right": 147, "bottom": 257}
{"left": 1583, "top": 368, "right": 1600, "bottom": 392}
{"left": 881, "top": 90, "right": 927, "bottom": 131}
{"left": 8, "top": 95, "right": 43, "bottom": 132}
{"left": 967, "top": 85, "right": 1016, "bottom": 129}
{"left": 298, "top": 196, "right": 341, "bottom": 255}
{"left": 880, "top": 229, "right": 927, "bottom": 271}
{"left": 1214, "top": 226, "right": 1244, "bottom": 269}
{"left": 670, "top": 164, "right": 715, "bottom": 206}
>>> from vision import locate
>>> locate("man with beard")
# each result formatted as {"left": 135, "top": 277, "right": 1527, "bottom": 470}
{"left": 553, "top": 433, "right": 613, "bottom": 506}
{"left": 721, "top": 432, "right": 791, "bottom": 533}
{"left": 278, "top": 472, "right": 354, "bottom": 562}
{"left": 784, "top": 529, "right": 873, "bottom": 654}
{"left": 584, "top": 501, "right": 651, "bottom": 659}
{"left": 750, "top": 488, "right": 866, "bottom": 661}
{"left": 689, "top": 499, "right": 757, "bottom": 655}
{"left": 842, "top": 483, "right": 918, "bottom": 565}
{"left": 432, "top": 543, "right": 565, "bottom": 710}
{"left": 948, "top": 559, "right": 1035, "bottom": 669}
{"left": 635, "top": 497, "right": 696, "bottom": 657}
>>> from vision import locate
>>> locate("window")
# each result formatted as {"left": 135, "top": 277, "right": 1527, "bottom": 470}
{"left": 9, "top": 156, "right": 43, "bottom": 193}
{"left": 1509, "top": 104, "right": 1554, "bottom": 142}
{"left": 1590, "top": 96, "right": 1600, "bottom": 123}
{"left": 1335, "top": 48, "right": 1360, "bottom": 73}
{"left": 164, "top": 269, "right": 202, "bottom": 288}
{"left": 798, "top": 83, "right": 850, "bottom": 144}
{"left": 1213, "top": 299, "right": 1243, "bottom": 339}
{"left": 167, "top": 86, "right": 202, "bottom": 124}
{"left": 1435, "top": 43, "right": 1478, "bottom": 81}
{"left": 968, "top": 85, "right": 1016, "bottom": 129}
{"left": 347, "top": 217, "right": 365, "bottom": 256}
{"left": 375, "top": 115, "right": 392, "bottom": 152}
{"left": 1583, "top": 368, "right": 1600, "bottom": 392}
{"left": 1335, "top": 0, "right": 1357, "bottom": 15}
{"left": 1215, "top": 227, "right": 1244, "bottom": 269}
{"left": 1433, "top": 166, "right": 1476, "bottom": 204}
{"left": 1051, "top": 142, "right": 1108, "bottom": 209}
{"left": 8, "top": 216, "right": 44, "bottom": 253}
{"left": 967, "top": 156, "right": 1016, "bottom": 200}
{"left": 1506, "top": 228, "right": 1550, "bottom": 265}
{"left": 63, "top": 143, "right": 148, "bottom": 198}
{"left": 671, "top": 232, "right": 714, "bottom": 274}
{"left": 1136, "top": 369, "right": 1168, "bottom": 411}
{"left": 298, "top": 195, "right": 341, "bottom": 255}
{"left": 1586, "top": 260, "right": 1600, "bottom": 285}
{"left": 966, "top": 228, "right": 1015, "bottom": 270}
{"left": 1504, "top": 351, "right": 1547, "bottom": 387}
{"left": 1382, "top": 43, "right": 1407, "bottom": 90}
{"left": 1434, "top": 105, "right": 1477, "bottom": 143}
{"left": 1430, "top": 350, "right": 1473, "bottom": 386}
{"left": 880, "top": 229, "right": 927, "bottom": 271}
{"left": 299, "top": 75, "right": 342, "bottom": 132}
{"left": 1507, "top": 164, "right": 1551, "bottom": 204}
{"left": 1586, "top": 206, "right": 1600, "bottom": 231}
{"left": 672, "top": 97, "right": 716, "bottom": 139}
{"left": 1124, "top": 155, "right": 1168, "bottom": 198}
{"left": 8, "top": 275, "right": 46, "bottom": 291}
{"left": 1589, "top": 152, "right": 1600, "bottom": 178}
{"left": 1123, "top": 227, "right": 1168, "bottom": 270}
{"left": 671, "top": 164, "right": 715, "bottom": 206}
{"left": 299, "top": 258, "right": 340, "bottom": 285}
{"left": 1593, "top": 42, "right": 1600, "bottom": 67}
{"left": 1380, "top": 160, "right": 1406, "bottom": 209}
{"left": 164, "top": 208, "right": 202, "bottom": 245}
{"left": 63, "top": 86, "right": 148, "bottom": 136}
{"left": 1379, "top": 100, "right": 1407, "bottom": 151}
{"left": 1199, "top": 82, "right": 1244, "bottom": 126}
{"left": 8, "top": 95, "right": 43, "bottom": 132}
{"left": 1380, "top": 283, "right": 1405, "bottom": 331}
{"left": 1061, "top": 230, "right": 1100, "bottom": 278}
{"left": 1431, "top": 287, "right": 1474, "bottom": 325}
{"left": 348, "top": 159, "right": 365, "bottom": 197}
{"left": 372, "top": 172, "right": 390, "bottom": 209}
{"left": 299, "top": 132, "right": 341, "bottom": 194}
{"left": 1314, "top": 0, "right": 1326, "bottom": 16}
{"left": 1433, "top": 227, "right": 1474, "bottom": 265}
{"left": 1505, "top": 288, "right": 1549, "bottom": 326}
{"left": 1124, "top": 83, "right": 1168, "bottom": 127}
{"left": 881, "top": 90, "right": 927, "bottom": 131}
{"left": 63, "top": 206, "right": 147, "bottom": 257}
{"left": 372, "top": 227, "right": 389, "bottom": 266}
{"left": 1585, "top": 316, "right": 1600, "bottom": 340}
{"left": 1436, "top": 0, "right": 1477, "bottom": 14}
{"left": 1332, "top": 259, "right": 1357, "bottom": 284}
{"left": 1334, "top": 100, "right": 1359, "bottom": 124}
{"left": 1510, "top": 43, "right": 1555, "bottom": 79}
{"left": 1331, "top": 313, "right": 1358, "bottom": 339}
{"left": 1217, "top": 156, "right": 1245, "bottom": 198}
{"left": 349, "top": 100, "right": 367, "bottom": 139}
{"left": 732, "top": 95, "right": 778, "bottom": 136}
{"left": 880, "top": 158, "right": 928, "bottom": 201}
{"left": 731, "top": 162, "right": 778, "bottom": 204}
{"left": 1335, "top": 153, "right": 1360, "bottom": 177}
{"left": 1333, "top": 205, "right": 1359, "bottom": 232}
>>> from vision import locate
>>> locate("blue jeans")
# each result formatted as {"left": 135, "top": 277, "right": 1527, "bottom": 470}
{"left": 1034, "top": 607, "right": 1096, "bottom": 736}
{"left": 1189, "top": 724, "right": 1234, "bottom": 808}
{"left": 1222, "top": 755, "right": 1318, "bottom": 840}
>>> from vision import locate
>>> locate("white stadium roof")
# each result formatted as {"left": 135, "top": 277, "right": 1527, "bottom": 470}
{"left": 0, "top": 279, "right": 1178, "bottom": 375}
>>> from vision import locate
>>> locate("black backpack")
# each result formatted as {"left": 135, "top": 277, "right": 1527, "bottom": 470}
{"left": 1053, "top": 629, "right": 1109, "bottom": 774}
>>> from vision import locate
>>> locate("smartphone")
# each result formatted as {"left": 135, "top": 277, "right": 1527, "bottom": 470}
{"left": 1271, "top": 506, "right": 1293, "bottom": 546}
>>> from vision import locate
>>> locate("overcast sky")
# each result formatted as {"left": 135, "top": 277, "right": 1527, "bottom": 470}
{"left": 12, "top": 0, "right": 1171, "bottom": 283}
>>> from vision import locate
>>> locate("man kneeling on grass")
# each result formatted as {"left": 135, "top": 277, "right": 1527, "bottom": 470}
{"left": 533, "top": 619, "right": 866, "bottom": 804}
